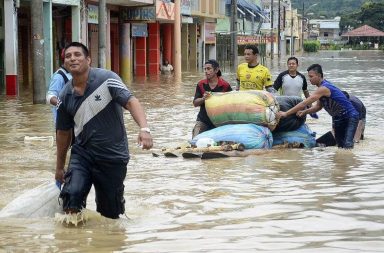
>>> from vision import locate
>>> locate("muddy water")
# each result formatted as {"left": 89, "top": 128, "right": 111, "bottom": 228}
{"left": 0, "top": 50, "right": 383, "bottom": 252}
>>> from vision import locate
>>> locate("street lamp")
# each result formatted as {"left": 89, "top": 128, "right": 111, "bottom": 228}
{"left": 302, "top": 3, "right": 318, "bottom": 50}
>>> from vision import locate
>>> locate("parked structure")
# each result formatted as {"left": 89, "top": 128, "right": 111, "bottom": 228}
{"left": 341, "top": 24, "right": 384, "bottom": 48}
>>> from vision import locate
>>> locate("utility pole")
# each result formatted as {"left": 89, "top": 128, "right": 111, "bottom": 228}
{"left": 98, "top": 0, "right": 106, "bottom": 68}
{"left": 277, "top": 0, "right": 281, "bottom": 58}
{"left": 230, "top": 0, "right": 238, "bottom": 72}
{"left": 174, "top": 0, "right": 182, "bottom": 79}
{"left": 301, "top": 2, "right": 304, "bottom": 52}
{"left": 290, "top": 9, "right": 294, "bottom": 56}
{"left": 270, "top": 0, "right": 274, "bottom": 59}
{"left": 31, "top": 0, "right": 45, "bottom": 104}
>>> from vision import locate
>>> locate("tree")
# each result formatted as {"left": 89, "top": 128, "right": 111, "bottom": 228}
{"left": 340, "top": 2, "right": 384, "bottom": 32}
{"left": 360, "top": 2, "right": 384, "bottom": 31}
{"left": 340, "top": 12, "right": 361, "bottom": 33}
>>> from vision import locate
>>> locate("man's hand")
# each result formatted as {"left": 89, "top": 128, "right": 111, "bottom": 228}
{"left": 276, "top": 111, "right": 287, "bottom": 120}
{"left": 138, "top": 131, "right": 153, "bottom": 150}
{"left": 55, "top": 168, "right": 65, "bottom": 184}
{"left": 202, "top": 92, "right": 211, "bottom": 100}
{"left": 296, "top": 110, "right": 307, "bottom": 118}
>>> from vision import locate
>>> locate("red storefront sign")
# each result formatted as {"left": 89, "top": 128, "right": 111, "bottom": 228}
{"left": 237, "top": 35, "right": 276, "bottom": 45}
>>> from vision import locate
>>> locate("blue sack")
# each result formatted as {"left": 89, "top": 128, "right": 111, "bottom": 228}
{"left": 190, "top": 124, "right": 273, "bottom": 149}
{"left": 272, "top": 123, "right": 316, "bottom": 148}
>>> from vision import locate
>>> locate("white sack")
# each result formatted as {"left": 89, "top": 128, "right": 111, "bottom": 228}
{"left": 0, "top": 181, "right": 62, "bottom": 218}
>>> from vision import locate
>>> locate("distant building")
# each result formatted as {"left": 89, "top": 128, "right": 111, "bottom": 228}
{"left": 308, "top": 17, "right": 341, "bottom": 44}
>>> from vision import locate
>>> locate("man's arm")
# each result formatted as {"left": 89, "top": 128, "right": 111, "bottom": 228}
{"left": 55, "top": 129, "right": 72, "bottom": 183}
{"left": 236, "top": 66, "right": 241, "bottom": 91}
{"left": 47, "top": 74, "right": 65, "bottom": 106}
{"left": 124, "top": 97, "right": 153, "bottom": 150}
{"left": 273, "top": 72, "right": 283, "bottom": 92}
{"left": 193, "top": 85, "right": 206, "bottom": 107}
{"left": 278, "top": 86, "right": 329, "bottom": 118}
{"left": 297, "top": 101, "right": 323, "bottom": 117}
{"left": 303, "top": 90, "right": 310, "bottom": 99}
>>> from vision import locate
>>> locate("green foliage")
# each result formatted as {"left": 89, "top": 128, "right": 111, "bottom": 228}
{"left": 303, "top": 40, "right": 320, "bottom": 52}
{"left": 360, "top": 2, "right": 384, "bottom": 31}
{"left": 291, "top": 0, "right": 383, "bottom": 19}
{"left": 291, "top": 0, "right": 367, "bottom": 19}
{"left": 340, "top": 2, "right": 384, "bottom": 32}
{"left": 292, "top": 1, "right": 384, "bottom": 35}
{"left": 329, "top": 43, "right": 344, "bottom": 50}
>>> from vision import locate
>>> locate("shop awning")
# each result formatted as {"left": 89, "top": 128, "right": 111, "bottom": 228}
{"left": 226, "top": 0, "right": 266, "bottom": 20}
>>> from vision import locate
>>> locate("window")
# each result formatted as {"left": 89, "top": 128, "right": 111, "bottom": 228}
{"left": 217, "top": 0, "right": 226, "bottom": 15}
{"left": 191, "top": 0, "right": 200, "bottom": 12}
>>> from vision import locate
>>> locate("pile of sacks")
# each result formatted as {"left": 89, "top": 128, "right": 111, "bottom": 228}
{"left": 190, "top": 91, "right": 316, "bottom": 149}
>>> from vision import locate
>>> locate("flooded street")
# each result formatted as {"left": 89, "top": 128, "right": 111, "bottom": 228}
{"left": 1, "top": 50, "right": 384, "bottom": 252}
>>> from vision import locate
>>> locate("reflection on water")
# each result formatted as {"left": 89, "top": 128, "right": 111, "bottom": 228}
{"left": 1, "top": 51, "right": 384, "bottom": 252}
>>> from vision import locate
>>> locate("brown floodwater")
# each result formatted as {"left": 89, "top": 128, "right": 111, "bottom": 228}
{"left": 0, "top": 50, "right": 383, "bottom": 252}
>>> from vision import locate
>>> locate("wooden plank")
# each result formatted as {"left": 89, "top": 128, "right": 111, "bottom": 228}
{"left": 201, "top": 152, "right": 230, "bottom": 159}
{"left": 152, "top": 142, "right": 303, "bottom": 159}
{"left": 163, "top": 152, "right": 179, "bottom": 158}
{"left": 152, "top": 143, "right": 245, "bottom": 158}
{"left": 201, "top": 149, "right": 272, "bottom": 159}
{"left": 182, "top": 152, "right": 202, "bottom": 159}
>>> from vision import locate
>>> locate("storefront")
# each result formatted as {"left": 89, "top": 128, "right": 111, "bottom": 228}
{"left": 0, "top": 0, "right": 4, "bottom": 94}
{"left": 121, "top": 0, "right": 175, "bottom": 77}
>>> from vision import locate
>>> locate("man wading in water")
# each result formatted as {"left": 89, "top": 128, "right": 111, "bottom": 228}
{"left": 55, "top": 42, "right": 153, "bottom": 219}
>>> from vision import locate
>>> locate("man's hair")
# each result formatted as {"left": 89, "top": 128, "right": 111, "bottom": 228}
{"left": 287, "top": 56, "right": 298, "bottom": 64}
{"left": 244, "top": 44, "right": 259, "bottom": 55}
{"left": 64, "top": 42, "right": 89, "bottom": 57}
{"left": 205, "top": 59, "right": 222, "bottom": 77}
{"left": 307, "top": 64, "right": 323, "bottom": 78}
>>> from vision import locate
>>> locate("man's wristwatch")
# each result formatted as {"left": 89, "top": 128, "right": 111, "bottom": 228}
{"left": 140, "top": 127, "right": 151, "bottom": 134}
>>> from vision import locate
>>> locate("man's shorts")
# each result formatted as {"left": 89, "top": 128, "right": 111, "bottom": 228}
{"left": 59, "top": 146, "right": 128, "bottom": 219}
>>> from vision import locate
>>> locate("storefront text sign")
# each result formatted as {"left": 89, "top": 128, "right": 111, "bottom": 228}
{"left": 121, "top": 7, "right": 156, "bottom": 22}
{"left": 88, "top": 5, "right": 98, "bottom": 24}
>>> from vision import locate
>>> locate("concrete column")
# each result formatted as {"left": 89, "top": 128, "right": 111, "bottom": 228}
{"left": 98, "top": 0, "right": 107, "bottom": 68}
{"left": 181, "top": 23, "right": 189, "bottom": 71}
{"left": 148, "top": 22, "right": 160, "bottom": 75}
{"left": 106, "top": 9, "right": 111, "bottom": 70}
{"left": 80, "top": 2, "right": 87, "bottom": 45}
{"left": 120, "top": 23, "right": 131, "bottom": 83}
{"left": 43, "top": 1, "right": 52, "bottom": 90}
{"left": 188, "top": 24, "right": 197, "bottom": 72}
{"left": 31, "top": 0, "right": 46, "bottom": 103}
{"left": 72, "top": 5, "right": 81, "bottom": 42}
{"left": 173, "top": 0, "right": 181, "bottom": 79}
{"left": 135, "top": 37, "right": 146, "bottom": 76}
{"left": 4, "top": 0, "right": 18, "bottom": 96}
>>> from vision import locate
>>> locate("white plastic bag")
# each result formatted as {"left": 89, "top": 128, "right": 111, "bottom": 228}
{"left": 195, "top": 137, "right": 216, "bottom": 148}
{"left": 0, "top": 181, "right": 62, "bottom": 218}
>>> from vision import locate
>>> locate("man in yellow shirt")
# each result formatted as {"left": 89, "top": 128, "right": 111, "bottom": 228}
{"left": 236, "top": 44, "right": 275, "bottom": 92}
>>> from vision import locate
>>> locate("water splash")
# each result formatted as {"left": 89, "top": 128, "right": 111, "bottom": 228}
{"left": 54, "top": 209, "right": 105, "bottom": 227}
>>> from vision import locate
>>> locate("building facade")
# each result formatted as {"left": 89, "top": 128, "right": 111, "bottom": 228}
{"left": 2, "top": 0, "right": 232, "bottom": 96}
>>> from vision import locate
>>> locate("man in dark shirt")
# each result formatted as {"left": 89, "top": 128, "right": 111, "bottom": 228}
{"left": 56, "top": 42, "right": 153, "bottom": 219}
{"left": 342, "top": 91, "right": 366, "bottom": 142}
{"left": 192, "top": 59, "right": 232, "bottom": 138}
{"left": 277, "top": 64, "right": 359, "bottom": 149}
